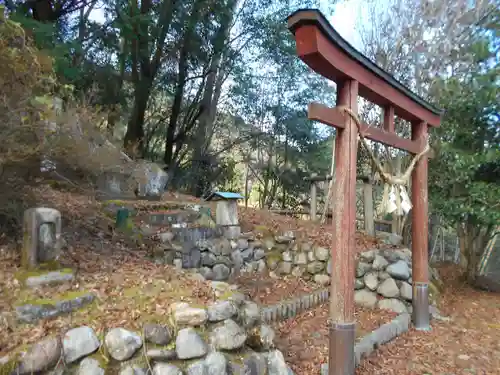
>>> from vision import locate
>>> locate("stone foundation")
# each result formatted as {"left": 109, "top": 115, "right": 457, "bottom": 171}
{"left": 154, "top": 223, "right": 438, "bottom": 315}
{"left": 1, "top": 286, "right": 293, "bottom": 375}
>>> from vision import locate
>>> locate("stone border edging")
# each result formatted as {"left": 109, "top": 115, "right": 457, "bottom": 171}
{"left": 260, "top": 288, "right": 329, "bottom": 323}
{"left": 320, "top": 313, "right": 411, "bottom": 373}
{"left": 257, "top": 289, "right": 410, "bottom": 372}
{"left": 15, "top": 293, "right": 96, "bottom": 324}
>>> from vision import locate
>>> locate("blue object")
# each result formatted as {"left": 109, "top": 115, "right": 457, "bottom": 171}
{"left": 205, "top": 191, "right": 244, "bottom": 201}
{"left": 115, "top": 208, "right": 130, "bottom": 229}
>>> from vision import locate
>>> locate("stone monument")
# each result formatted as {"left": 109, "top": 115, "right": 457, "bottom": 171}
{"left": 205, "top": 192, "right": 244, "bottom": 240}
{"left": 23, "top": 208, "right": 62, "bottom": 269}
{"left": 96, "top": 170, "right": 136, "bottom": 200}
{"left": 134, "top": 161, "right": 169, "bottom": 200}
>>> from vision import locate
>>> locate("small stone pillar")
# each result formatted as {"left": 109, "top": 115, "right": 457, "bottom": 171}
{"left": 23, "top": 208, "right": 62, "bottom": 269}
{"left": 205, "top": 192, "right": 244, "bottom": 239}
{"left": 135, "top": 161, "right": 169, "bottom": 200}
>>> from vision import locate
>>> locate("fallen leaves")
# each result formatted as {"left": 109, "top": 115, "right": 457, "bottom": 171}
{"left": 233, "top": 273, "right": 323, "bottom": 305}
{"left": 239, "top": 207, "right": 382, "bottom": 254}
{"left": 273, "top": 263, "right": 500, "bottom": 374}
{"left": 0, "top": 237, "right": 215, "bottom": 356}
{"left": 273, "top": 304, "right": 396, "bottom": 374}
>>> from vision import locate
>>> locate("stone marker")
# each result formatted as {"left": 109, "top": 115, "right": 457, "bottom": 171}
{"left": 134, "top": 162, "right": 169, "bottom": 200}
{"left": 205, "top": 192, "right": 244, "bottom": 240}
{"left": 23, "top": 208, "right": 62, "bottom": 269}
{"left": 96, "top": 171, "right": 135, "bottom": 200}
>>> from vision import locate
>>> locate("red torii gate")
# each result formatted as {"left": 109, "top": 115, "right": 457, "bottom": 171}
{"left": 287, "top": 9, "right": 442, "bottom": 375}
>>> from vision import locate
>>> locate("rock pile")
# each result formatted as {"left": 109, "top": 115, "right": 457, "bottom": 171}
{"left": 354, "top": 248, "right": 416, "bottom": 314}
{"left": 265, "top": 238, "right": 332, "bottom": 286}
{"left": 1, "top": 283, "right": 292, "bottom": 375}
{"left": 156, "top": 231, "right": 268, "bottom": 281}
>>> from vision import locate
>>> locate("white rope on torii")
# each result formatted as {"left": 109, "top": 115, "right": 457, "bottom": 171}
{"left": 321, "top": 105, "right": 431, "bottom": 224}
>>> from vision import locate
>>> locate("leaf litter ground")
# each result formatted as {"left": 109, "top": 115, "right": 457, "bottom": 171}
{"left": 2, "top": 185, "right": 498, "bottom": 375}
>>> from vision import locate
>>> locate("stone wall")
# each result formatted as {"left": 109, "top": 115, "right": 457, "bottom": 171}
{"left": 155, "top": 231, "right": 267, "bottom": 281}
{"left": 354, "top": 248, "right": 415, "bottom": 314}
{"left": 1, "top": 286, "right": 293, "bottom": 375}
{"left": 154, "top": 223, "right": 436, "bottom": 315}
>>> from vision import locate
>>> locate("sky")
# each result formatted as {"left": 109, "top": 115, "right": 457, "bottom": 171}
{"left": 86, "top": 0, "right": 374, "bottom": 136}
{"left": 88, "top": 0, "right": 367, "bottom": 50}
{"left": 324, "top": 0, "right": 365, "bottom": 50}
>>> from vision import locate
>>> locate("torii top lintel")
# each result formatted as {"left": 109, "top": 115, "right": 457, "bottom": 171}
{"left": 287, "top": 9, "right": 443, "bottom": 128}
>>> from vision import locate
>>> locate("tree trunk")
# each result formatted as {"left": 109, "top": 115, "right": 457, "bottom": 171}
{"left": 124, "top": 79, "right": 151, "bottom": 158}
{"left": 123, "top": 0, "right": 178, "bottom": 157}
{"left": 281, "top": 128, "right": 288, "bottom": 209}
{"left": 458, "top": 221, "right": 493, "bottom": 284}
{"left": 163, "top": 0, "right": 204, "bottom": 167}
{"left": 244, "top": 163, "right": 249, "bottom": 208}
{"left": 31, "top": 0, "right": 53, "bottom": 22}
{"left": 190, "top": 0, "right": 237, "bottom": 195}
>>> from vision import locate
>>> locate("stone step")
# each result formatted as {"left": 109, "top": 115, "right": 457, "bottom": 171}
{"left": 22, "top": 270, "right": 74, "bottom": 288}
{"left": 15, "top": 292, "right": 95, "bottom": 324}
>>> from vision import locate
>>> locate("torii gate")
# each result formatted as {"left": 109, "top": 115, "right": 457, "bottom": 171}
{"left": 287, "top": 9, "right": 442, "bottom": 375}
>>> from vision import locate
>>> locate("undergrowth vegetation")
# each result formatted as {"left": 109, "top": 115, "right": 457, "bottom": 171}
{"left": 0, "top": 14, "right": 137, "bottom": 235}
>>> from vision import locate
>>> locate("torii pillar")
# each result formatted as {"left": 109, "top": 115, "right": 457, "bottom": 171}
{"left": 287, "top": 9, "right": 442, "bottom": 375}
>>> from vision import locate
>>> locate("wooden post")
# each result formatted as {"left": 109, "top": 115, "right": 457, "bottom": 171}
{"left": 362, "top": 178, "right": 375, "bottom": 236}
{"left": 411, "top": 121, "right": 430, "bottom": 331}
{"left": 328, "top": 79, "right": 358, "bottom": 375}
{"left": 310, "top": 173, "right": 317, "bottom": 221}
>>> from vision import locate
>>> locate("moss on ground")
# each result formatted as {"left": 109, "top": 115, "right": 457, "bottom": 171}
{"left": 16, "top": 289, "right": 92, "bottom": 307}
{"left": 15, "top": 267, "right": 73, "bottom": 284}
{"left": 0, "top": 353, "right": 20, "bottom": 375}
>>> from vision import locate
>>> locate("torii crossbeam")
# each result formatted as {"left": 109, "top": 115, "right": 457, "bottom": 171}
{"left": 287, "top": 9, "right": 443, "bottom": 375}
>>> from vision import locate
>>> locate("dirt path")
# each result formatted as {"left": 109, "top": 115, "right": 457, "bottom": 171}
{"left": 270, "top": 264, "right": 500, "bottom": 374}
{"left": 356, "top": 285, "right": 500, "bottom": 375}
{"left": 274, "top": 304, "right": 397, "bottom": 374}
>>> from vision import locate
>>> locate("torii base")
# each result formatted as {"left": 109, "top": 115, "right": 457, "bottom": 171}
{"left": 412, "top": 282, "right": 431, "bottom": 331}
{"left": 328, "top": 321, "right": 355, "bottom": 375}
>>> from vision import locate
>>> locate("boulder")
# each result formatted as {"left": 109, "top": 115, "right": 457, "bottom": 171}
{"left": 354, "top": 278, "right": 365, "bottom": 290}
{"left": 207, "top": 300, "right": 237, "bottom": 322}
{"left": 175, "top": 328, "right": 208, "bottom": 359}
{"left": 356, "top": 262, "right": 371, "bottom": 277}
{"left": 386, "top": 260, "right": 411, "bottom": 280}
{"left": 172, "top": 305, "right": 208, "bottom": 326}
{"left": 363, "top": 272, "right": 379, "bottom": 291}
{"left": 277, "top": 261, "right": 292, "bottom": 275}
{"left": 77, "top": 358, "right": 105, "bottom": 375}
{"left": 239, "top": 301, "right": 261, "bottom": 328}
{"left": 210, "top": 319, "right": 247, "bottom": 350}
{"left": 246, "top": 324, "right": 275, "bottom": 351}
{"left": 377, "top": 299, "right": 408, "bottom": 314}
{"left": 282, "top": 251, "right": 293, "bottom": 262}
{"left": 267, "top": 350, "right": 289, "bottom": 375}
{"left": 143, "top": 323, "right": 171, "bottom": 345}
{"left": 377, "top": 278, "right": 400, "bottom": 298}
{"left": 314, "top": 247, "right": 329, "bottom": 261}
{"left": 307, "top": 261, "right": 325, "bottom": 274}
{"left": 293, "top": 252, "right": 308, "bottom": 265}
{"left": 105, "top": 328, "right": 142, "bottom": 361}
{"left": 146, "top": 349, "right": 176, "bottom": 361}
{"left": 152, "top": 363, "right": 183, "bottom": 375}
{"left": 372, "top": 255, "right": 389, "bottom": 271}
{"left": 63, "top": 326, "right": 100, "bottom": 363}
{"left": 354, "top": 289, "right": 378, "bottom": 309}
{"left": 359, "top": 250, "right": 376, "bottom": 263}
{"left": 205, "top": 352, "right": 228, "bottom": 375}
{"left": 313, "top": 274, "right": 330, "bottom": 286}
{"left": 399, "top": 282, "right": 413, "bottom": 301}
{"left": 212, "top": 264, "right": 231, "bottom": 280}
{"left": 17, "top": 337, "right": 61, "bottom": 374}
